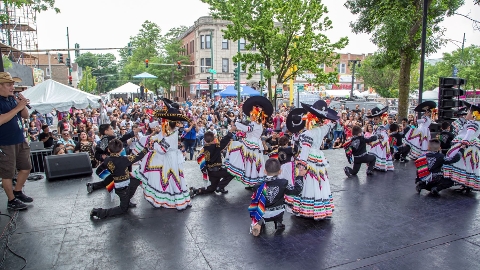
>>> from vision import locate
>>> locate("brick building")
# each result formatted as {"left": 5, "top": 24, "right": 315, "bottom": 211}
{"left": 35, "top": 53, "right": 70, "bottom": 85}
{"left": 176, "top": 16, "right": 372, "bottom": 100}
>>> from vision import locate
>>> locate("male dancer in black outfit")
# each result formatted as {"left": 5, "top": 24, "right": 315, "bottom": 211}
{"left": 86, "top": 124, "right": 136, "bottom": 194}
{"left": 389, "top": 123, "right": 411, "bottom": 162}
{"left": 191, "top": 124, "right": 237, "bottom": 195}
{"left": 344, "top": 126, "right": 380, "bottom": 177}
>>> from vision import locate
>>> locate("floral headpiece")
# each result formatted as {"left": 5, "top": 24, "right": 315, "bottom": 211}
{"left": 250, "top": 106, "right": 267, "bottom": 124}
{"left": 473, "top": 111, "right": 480, "bottom": 121}
{"left": 302, "top": 112, "right": 320, "bottom": 130}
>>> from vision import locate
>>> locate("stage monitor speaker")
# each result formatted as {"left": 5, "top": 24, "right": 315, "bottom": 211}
{"left": 44, "top": 152, "right": 93, "bottom": 181}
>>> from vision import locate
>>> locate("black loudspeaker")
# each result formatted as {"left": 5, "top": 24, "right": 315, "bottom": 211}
{"left": 44, "top": 152, "right": 93, "bottom": 180}
{"left": 437, "top": 77, "right": 466, "bottom": 122}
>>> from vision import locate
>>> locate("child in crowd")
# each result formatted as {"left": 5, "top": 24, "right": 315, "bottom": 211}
{"left": 389, "top": 123, "right": 411, "bottom": 162}
{"left": 415, "top": 139, "right": 462, "bottom": 195}
{"left": 344, "top": 126, "right": 380, "bottom": 177}
{"left": 438, "top": 122, "right": 455, "bottom": 155}
{"left": 90, "top": 139, "right": 149, "bottom": 219}
{"left": 249, "top": 158, "right": 303, "bottom": 236}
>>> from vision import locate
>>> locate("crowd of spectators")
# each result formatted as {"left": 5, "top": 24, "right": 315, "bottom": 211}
{"left": 22, "top": 96, "right": 424, "bottom": 164}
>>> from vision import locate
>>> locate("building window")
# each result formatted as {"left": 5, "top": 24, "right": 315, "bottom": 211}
{"left": 200, "top": 35, "right": 205, "bottom": 49}
{"left": 186, "top": 44, "right": 188, "bottom": 55}
{"left": 205, "top": 35, "right": 211, "bottom": 49}
{"left": 190, "top": 61, "right": 194, "bottom": 76}
{"left": 222, "top": 37, "right": 229, "bottom": 49}
{"left": 337, "top": 63, "right": 346, "bottom": 74}
{"left": 240, "top": 38, "right": 246, "bottom": 50}
{"left": 222, "top": 58, "right": 229, "bottom": 73}
{"left": 201, "top": 58, "right": 211, "bottom": 73}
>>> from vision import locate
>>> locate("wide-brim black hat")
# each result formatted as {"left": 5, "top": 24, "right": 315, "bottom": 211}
{"left": 456, "top": 106, "right": 468, "bottom": 116}
{"left": 162, "top": 98, "right": 180, "bottom": 110}
{"left": 242, "top": 96, "right": 274, "bottom": 117}
{"left": 286, "top": 108, "right": 307, "bottom": 133}
{"left": 154, "top": 108, "right": 189, "bottom": 122}
{"left": 301, "top": 100, "right": 338, "bottom": 121}
{"left": 366, "top": 106, "right": 389, "bottom": 118}
{"left": 414, "top": 101, "right": 437, "bottom": 112}
{"left": 462, "top": 101, "right": 480, "bottom": 113}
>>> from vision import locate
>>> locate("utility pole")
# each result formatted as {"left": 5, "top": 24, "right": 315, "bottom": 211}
{"left": 348, "top": 60, "right": 361, "bottom": 100}
{"left": 0, "top": 48, "right": 4, "bottom": 72}
{"left": 260, "top": 63, "right": 264, "bottom": 96}
{"left": 66, "top": 27, "right": 72, "bottom": 86}
{"left": 236, "top": 40, "right": 241, "bottom": 104}
{"left": 210, "top": 30, "right": 214, "bottom": 99}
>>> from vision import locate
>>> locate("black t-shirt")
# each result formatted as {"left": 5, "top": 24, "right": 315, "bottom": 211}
{"left": 39, "top": 132, "right": 54, "bottom": 148}
{"left": 0, "top": 96, "right": 25, "bottom": 146}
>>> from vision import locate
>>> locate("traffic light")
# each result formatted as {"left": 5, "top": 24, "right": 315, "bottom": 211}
{"left": 233, "top": 68, "right": 238, "bottom": 81}
{"left": 74, "top": 43, "right": 80, "bottom": 57}
{"left": 127, "top": 43, "right": 132, "bottom": 56}
{"left": 68, "top": 76, "right": 72, "bottom": 85}
{"left": 206, "top": 77, "right": 210, "bottom": 84}
{"left": 438, "top": 77, "right": 466, "bottom": 121}
{"left": 145, "top": 59, "right": 149, "bottom": 68}
{"left": 66, "top": 58, "right": 71, "bottom": 67}
{"left": 177, "top": 61, "right": 182, "bottom": 70}
{"left": 209, "top": 85, "right": 213, "bottom": 91}
{"left": 57, "top": 53, "right": 63, "bottom": 63}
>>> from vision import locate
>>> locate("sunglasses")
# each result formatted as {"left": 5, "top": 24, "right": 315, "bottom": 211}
{"left": 62, "top": 133, "right": 69, "bottom": 135}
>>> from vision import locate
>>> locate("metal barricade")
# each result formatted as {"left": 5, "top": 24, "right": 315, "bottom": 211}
{"left": 30, "top": 148, "right": 53, "bottom": 173}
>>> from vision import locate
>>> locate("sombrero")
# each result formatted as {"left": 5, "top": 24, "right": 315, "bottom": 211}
{"left": 154, "top": 107, "right": 189, "bottom": 122}
{"left": 301, "top": 100, "right": 339, "bottom": 121}
{"left": 366, "top": 106, "right": 389, "bottom": 118}
{"left": 161, "top": 98, "right": 180, "bottom": 110}
{"left": 462, "top": 101, "right": 480, "bottom": 113}
{"left": 242, "top": 96, "right": 274, "bottom": 118}
{"left": 414, "top": 101, "right": 437, "bottom": 112}
{"left": 286, "top": 108, "right": 307, "bottom": 133}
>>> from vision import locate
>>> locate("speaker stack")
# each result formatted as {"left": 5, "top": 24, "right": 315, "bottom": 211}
{"left": 437, "top": 77, "right": 466, "bottom": 123}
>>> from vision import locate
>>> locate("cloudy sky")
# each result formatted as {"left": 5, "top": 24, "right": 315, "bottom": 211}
{"left": 35, "top": 0, "right": 479, "bottom": 61}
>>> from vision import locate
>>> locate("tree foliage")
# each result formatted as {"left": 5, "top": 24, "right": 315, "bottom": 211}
{"left": 78, "top": 66, "right": 97, "bottom": 94}
{"left": 424, "top": 45, "right": 480, "bottom": 90}
{"left": 202, "top": 0, "right": 348, "bottom": 102}
{"left": 345, "top": 0, "right": 464, "bottom": 119}
{"left": 118, "top": 21, "right": 190, "bottom": 97}
{"left": 0, "top": 0, "right": 59, "bottom": 23}
{"left": 357, "top": 53, "right": 420, "bottom": 98}
{"left": 75, "top": 52, "right": 119, "bottom": 93}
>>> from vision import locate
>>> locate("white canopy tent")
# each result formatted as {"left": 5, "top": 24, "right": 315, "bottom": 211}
{"left": 108, "top": 82, "right": 154, "bottom": 99}
{"left": 22, "top": 79, "right": 101, "bottom": 114}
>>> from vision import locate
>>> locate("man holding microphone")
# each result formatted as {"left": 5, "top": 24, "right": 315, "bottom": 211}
{"left": 0, "top": 72, "right": 33, "bottom": 210}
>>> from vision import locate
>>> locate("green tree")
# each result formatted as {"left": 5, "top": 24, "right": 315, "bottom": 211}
{"left": 75, "top": 52, "right": 119, "bottom": 93}
{"left": 0, "top": 1, "right": 59, "bottom": 22}
{"left": 202, "top": 0, "right": 348, "bottom": 102}
{"left": 119, "top": 22, "right": 189, "bottom": 97}
{"left": 357, "top": 54, "right": 399, "bottom": 98}
{"left": 345, "top": 0, "right": 464, "bottom": 119}
{"left": 78, "top": 67, "right": 97, "bottom": 94}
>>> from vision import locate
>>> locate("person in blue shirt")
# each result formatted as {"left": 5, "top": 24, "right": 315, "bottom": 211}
{"left": 0, "top": 72, "right": 34, "bottom": 211}
{"left": 183, "top": 120, "right": 198, "bottom": 161}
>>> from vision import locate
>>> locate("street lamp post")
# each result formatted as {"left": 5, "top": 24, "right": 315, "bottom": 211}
{"left": 348, "top": 60, "right": 361, "bottom": 100}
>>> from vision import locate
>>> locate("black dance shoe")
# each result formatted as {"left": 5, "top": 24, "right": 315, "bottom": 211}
{"left": 215, "top": 188, "right": 228, "bottom": 194}
{"left": 274, "top": 221, "right": 285, "bottom": 230}
{"left": 344, "top": 167, "right": 352, "bottom": 177}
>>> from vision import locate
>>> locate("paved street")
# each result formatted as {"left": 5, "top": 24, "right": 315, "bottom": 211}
{"left": 1, "top": 150, "right": 479, "bottom": 270}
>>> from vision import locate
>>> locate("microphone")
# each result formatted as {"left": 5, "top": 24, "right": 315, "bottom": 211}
{"left": 15, "top": 93, "right": 31, "bottom": 109}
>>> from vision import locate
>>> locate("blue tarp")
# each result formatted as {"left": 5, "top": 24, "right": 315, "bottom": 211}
{"left": 215, "top": 86, "right": 239, "bottom": 97}
{"left": 215, "top": 86, "right": 261, "bottom": 97}
{"left": 241, "top": 86, "right": 260, "bottom": 96}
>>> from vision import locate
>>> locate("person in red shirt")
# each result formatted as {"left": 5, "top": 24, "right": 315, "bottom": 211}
{"left": 273, "top": 112, "right": 284, "bottom": 131}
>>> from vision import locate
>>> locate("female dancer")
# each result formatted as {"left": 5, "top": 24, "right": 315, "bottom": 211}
{"left": 135, "top": 106, "right": 192, "bottom": 210}
{"left": 226, "top": 96, "right": 273, "bottom": 188}
{"left": 403, "top": 101, "right": 435, "bottom": 160}
{"left": 443, "top": 101, "right": 480, "bottom": 192}
{"left": 366, "top": 106, "right": 394, "bottom": 171}
{"left": 292, "top": 100, "right": 338, "bottom": 220}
